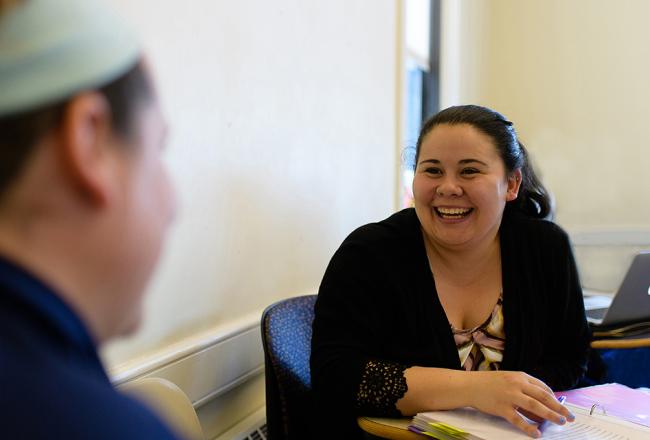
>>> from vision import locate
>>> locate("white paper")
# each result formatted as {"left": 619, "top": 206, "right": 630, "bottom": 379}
{"left": 414, "top": 403, "right": 650, "bottom": 440}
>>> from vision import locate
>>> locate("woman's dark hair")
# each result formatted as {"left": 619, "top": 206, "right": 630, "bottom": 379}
{"left": 0, "top": 61, "right": 152, "bottom": 199}
{"left": 414, "top": 104, "right": 552, "bottom": 219}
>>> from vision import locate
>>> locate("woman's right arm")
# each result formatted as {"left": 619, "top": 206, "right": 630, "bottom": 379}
{"left": 311, "top": 239, "right": 413, "bottom": 436}
{"left": 398, "top": 367, "right": 574, "bottom": 438}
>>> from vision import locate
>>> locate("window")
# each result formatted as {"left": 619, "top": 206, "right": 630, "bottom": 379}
{"left": 401, "top": 0, "right": 440, "bottom": 207}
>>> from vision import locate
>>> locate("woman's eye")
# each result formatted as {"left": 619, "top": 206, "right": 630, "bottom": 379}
{"left": 424, "top": 167, "right": 442, "bottom": 175}
{"left": 461, "top": 168, "right": 479, "bottom": 175}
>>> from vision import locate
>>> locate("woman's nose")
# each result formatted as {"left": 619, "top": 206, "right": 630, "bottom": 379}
{"left": 435, "top": 177, "right": 463, "bottom": 197}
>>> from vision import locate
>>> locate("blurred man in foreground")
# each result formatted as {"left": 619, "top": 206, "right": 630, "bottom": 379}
{"left": 0, "top": 0, "right": 181, "bottom": 437}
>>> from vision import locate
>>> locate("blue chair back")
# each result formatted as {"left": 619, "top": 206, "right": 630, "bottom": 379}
{"left": 261, "top": 295, "right": 317, "bottom": 440}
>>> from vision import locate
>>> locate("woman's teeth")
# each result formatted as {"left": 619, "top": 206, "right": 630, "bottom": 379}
{"left": 434, "top": 207, "right": 473, "bottom": 218}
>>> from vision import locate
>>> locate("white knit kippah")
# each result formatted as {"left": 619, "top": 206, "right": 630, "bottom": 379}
{"left": 0, "top": 0, "right": 140, "bottom": 117}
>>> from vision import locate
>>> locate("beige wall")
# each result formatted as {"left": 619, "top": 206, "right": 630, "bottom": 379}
{"left": 102, "top": 0, "right": 650, "bottom": 368}
{"left": 441, "top": 0, "right": 650, "bottom": 290}
{"left": 105, "top": 0, "right": 399, "bottom": 365}
{"left": 441, "top": 0, "right": 650, "bottom": 229}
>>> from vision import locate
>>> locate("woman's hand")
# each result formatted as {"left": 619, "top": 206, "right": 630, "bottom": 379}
{"left": 398, "top": 367, "right": 575, "bottom": 438}
{"left": 466, "top": 371, "right": 575, "bottom": 438}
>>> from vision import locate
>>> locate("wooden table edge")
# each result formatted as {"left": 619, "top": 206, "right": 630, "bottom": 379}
{"left": 357, "top": 416, "right": 423, "bottom": 440}
{"left": 591, "top": 338, "right": 650, "bottom": 349}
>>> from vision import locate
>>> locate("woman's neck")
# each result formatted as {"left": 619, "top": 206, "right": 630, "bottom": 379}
{"left": 422, "top": 229, "right": 501, "bottom": 289}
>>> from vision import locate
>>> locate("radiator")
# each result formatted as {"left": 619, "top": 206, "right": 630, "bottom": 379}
{"left": 109, "top": 309, "right": 267, "bottom": 440}
{"left": 215, "top": 407, "right": 268, "bottom": 440}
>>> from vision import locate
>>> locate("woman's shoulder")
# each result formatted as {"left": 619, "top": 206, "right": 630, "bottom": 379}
{"left": 321, "top": 209, "right": 421, "bottom": 287}
{"left": 503, "top": 212, "right": 571, "bottom": 247}
{"left": 343, "top": 208, "right": 420, "bottom": 250}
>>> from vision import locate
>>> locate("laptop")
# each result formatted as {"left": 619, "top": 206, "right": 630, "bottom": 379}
{"left": 584, "top": 252, "right": 650, "bottom": 327}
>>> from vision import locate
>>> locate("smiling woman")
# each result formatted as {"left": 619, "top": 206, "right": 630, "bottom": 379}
{"left": 412, "top": 106, "right": 547, "bottom": 254}
{"left": 414, "top": 123, "right": 519, "bottom": 250}
{"left": 311, "top": 105, "right": 591, "bottom": 439}
{"left": 414, "top": 105, "right": 551, "bottom": 220}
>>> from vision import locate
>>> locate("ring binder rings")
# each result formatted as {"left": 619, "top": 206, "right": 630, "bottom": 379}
{"left": 589, "top": 403, "right": 607, "bottom": 416}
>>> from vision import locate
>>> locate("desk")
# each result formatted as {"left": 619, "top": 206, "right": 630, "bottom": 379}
{"left": 357, "top": 417, "right": 421, "bottom": 440}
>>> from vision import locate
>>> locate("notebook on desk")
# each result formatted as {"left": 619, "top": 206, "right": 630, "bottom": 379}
{"left": 560, "top": 383, "right": 650, "bottom": 428}
{"left": 408, "top": 402, "right": 650, "bottom": 439}
{"left": 584, "top": 252, "right": 650, "bottom": 327}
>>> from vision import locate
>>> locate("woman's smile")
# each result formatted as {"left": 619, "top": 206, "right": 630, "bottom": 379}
{"left": 433, "top": 206, "right": 474, "bottom": 220}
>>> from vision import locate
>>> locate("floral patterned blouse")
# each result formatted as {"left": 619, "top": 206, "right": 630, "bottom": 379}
{"left": 452, "top": 295, "right": 505, "bottom": 371}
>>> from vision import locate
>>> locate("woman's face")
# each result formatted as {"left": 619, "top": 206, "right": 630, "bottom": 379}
{"left": 412, "top": 123, "right": 521, "bottom": 250}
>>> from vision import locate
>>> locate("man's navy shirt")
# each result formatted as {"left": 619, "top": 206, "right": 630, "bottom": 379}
{"left": 0, "top": 257, "right": 181, "bottom": 439}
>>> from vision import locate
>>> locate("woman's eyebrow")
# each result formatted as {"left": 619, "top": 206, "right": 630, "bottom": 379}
{"left": 459, "top": 158, "right": 488, "bottom": 166}
{"left": 418, "top": 158, "right": 488, "bottom": 166}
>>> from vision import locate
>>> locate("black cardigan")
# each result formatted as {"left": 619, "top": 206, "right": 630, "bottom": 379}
{"left": 310, "top": 208, "right": 591, "bottom": 439}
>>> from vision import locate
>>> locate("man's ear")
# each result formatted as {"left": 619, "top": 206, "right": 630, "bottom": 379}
{"left": 58, "top": 92, "right": 117, "bottom": 207}
{"left": 506, "top": 168, "right": 522, "bottom": 202}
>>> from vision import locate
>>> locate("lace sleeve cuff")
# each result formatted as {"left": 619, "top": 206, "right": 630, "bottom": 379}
{"left": 355, "top": 359, "right": 409, "bottom": 416}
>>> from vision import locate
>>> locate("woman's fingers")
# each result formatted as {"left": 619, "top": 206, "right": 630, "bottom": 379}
{"left": 503, "top": 409, "right": 541, "bottom": 438}
{"left": 517, "top": 408, "right": 544, "bottom": 423}
{"left": 516, "top": 394, "right": 567, "bottom": 426}
{"left": 526, "top": 375, "right": 554, "bottom": 395}
{"left": 524, "top": 383, "right": 575, "bottom": 422}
